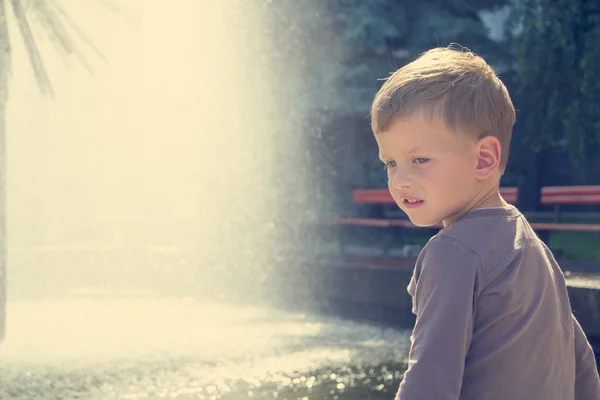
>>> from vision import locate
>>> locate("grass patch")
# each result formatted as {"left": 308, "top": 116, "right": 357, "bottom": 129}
{"left": 549, "top": 231, "right": 600, "bottom": 261}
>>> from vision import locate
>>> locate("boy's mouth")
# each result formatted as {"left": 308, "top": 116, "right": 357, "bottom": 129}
{"left": 401, "top": 197, "right": 424, "bottom": 208}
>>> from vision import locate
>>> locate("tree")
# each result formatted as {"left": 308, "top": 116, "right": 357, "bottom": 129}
{"left": 0, "top": 0, "right": 107, "bottom": 343}
{"left": 262, "top": 0, "right": 511, "bottom": 119}
{"left": 562, "top": 0, "right": 600, "bottom": 168}
{"left": 510, "top": 0, "right": 600, "bottom": 208}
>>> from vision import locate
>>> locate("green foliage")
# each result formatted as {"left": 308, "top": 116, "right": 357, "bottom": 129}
{"left": 511, "top": 0, "right": 600, "bottom": 172}
{"left": 262, "top": 0, "right": 512, "bottom": 117}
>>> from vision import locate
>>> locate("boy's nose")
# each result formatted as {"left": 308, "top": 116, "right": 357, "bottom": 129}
{"left": 390, "top": 168, "right": 412, "bottom": 189}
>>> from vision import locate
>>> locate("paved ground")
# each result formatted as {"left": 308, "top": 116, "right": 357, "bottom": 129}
{"left": 0, "top": 298, "right": 410, "bottom": 400}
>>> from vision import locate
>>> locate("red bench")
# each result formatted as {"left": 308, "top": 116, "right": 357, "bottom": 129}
{"left": 330, "top": 187, "right": 519, "bottom": 228}
{"left": 329, "top": 185, "right": 600, "bottom": 253}
{"left": 541, "top": 185, "right": 600, "bottom": 206}
{"left": 531, "top": 186, "right": 600, "bottom": 232}
{"left": 541, "top": 186, "right": 600, "bottom": 220}
{"left": 327, "top": 185, "right": 600, "bottom": 265}
{"left": 328, "top": 187, "right": 519, "bottom": 256}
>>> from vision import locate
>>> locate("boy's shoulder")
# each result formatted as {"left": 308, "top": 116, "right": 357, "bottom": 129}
{"left": 419, "top": 206, "right": 540, "bottom": 280}
{"left": 434, "top": 206, "right": 527, "bottom": 255}
{"left": 416, "top": 234, "right": 481, "bottom": 277}
{"left": 409, "top": 234, "right": 482, "bottom": 308}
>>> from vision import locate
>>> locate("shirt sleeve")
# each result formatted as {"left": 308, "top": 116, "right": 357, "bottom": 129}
{"left": 573, "top": 314, "right": 600, "bottom": 399}
{"left": 396, "top": 236, "right": 480, "bottom": 400}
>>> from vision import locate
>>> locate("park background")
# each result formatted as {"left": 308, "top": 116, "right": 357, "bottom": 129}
{"left": 1, "top": 0, "right": 599, "bottom": 399}
{"left": 260, "top": 0, "right": 600, "bottom": 264}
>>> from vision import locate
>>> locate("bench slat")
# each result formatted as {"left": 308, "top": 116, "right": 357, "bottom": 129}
{"left": 542, "top": 185, "right": 600, "bottom": 195}
{"left": 541, "top": 185, "right": 600, "bottom": 205}
{"left": 352, "top": 189, "right": 396, "bottom": 205}
{"left": 541, "top": 194, "right": 600, "bottom": 205}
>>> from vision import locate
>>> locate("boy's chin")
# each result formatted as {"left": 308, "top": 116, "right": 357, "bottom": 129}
{"left": 407, "top": 216, "right": 442, "bottom": 228}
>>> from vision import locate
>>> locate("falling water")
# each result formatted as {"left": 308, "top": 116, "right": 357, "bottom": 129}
{"left": 7, "top": 0, "right": 283, "bottom": 303}
{"left": 1, "top": 1, "right": 412, "bottom": 398}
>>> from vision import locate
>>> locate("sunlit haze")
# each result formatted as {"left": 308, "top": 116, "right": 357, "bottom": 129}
{"left": 6, "top": 0, "right": 284, "bottom": 301}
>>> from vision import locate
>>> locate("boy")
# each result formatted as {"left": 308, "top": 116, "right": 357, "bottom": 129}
{"left": 371, "top": 45, "right": 600, "bottom": 399}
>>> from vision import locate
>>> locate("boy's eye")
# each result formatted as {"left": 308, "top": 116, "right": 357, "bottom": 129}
{"left": 383, "top": 160, "right": 397, "bottom": 170}
{"left": 413, "top": 157, "right": 429, "bottom": 164}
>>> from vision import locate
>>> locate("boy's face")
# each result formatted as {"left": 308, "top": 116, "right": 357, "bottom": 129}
{"left": 376, "top": 114, "right": 480, "bottom": 227}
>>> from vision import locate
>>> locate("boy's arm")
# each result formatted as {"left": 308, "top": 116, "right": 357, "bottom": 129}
{"left": 573, "top": 315, "right": 600, "bottom": 399}
{"left": 396, "top": 237, "right": 479, "bottom": 400}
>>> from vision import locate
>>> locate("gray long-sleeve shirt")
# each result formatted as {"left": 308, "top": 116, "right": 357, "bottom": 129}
{"left": 396, "top": 206, "right": 600, "bottom": 400}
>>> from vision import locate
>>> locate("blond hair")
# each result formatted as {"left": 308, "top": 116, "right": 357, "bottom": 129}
{"left": 371, "top": 45, "right": 516, "bottom": 171}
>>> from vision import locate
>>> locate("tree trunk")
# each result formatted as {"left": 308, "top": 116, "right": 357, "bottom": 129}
{"left": 0, "top": 0, "right": 8, "bottom": 343}
{"left": 519, "top": 149, "right": 546, "bottom": 212}
{"left": 520, "top": 150, "right": 551, "bottom": 243}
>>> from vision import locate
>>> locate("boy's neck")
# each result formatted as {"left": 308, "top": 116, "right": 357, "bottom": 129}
{"left": 442, "top": 182, "right": 506, "bottom": 227}
{"left": 476, "top": 187, "right": 507, "bottom": 209}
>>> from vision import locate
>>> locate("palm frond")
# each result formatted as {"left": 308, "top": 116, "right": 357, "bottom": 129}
{"left": 29, "top": 0, "right": 93, "bottom": 73}
{"left": 43, "top": 0, "right": 107, "bottom": 63}
{"left": 8, "top": 0, "right": 110, "bottom": 96}
{"left": 10, "top": 0, "right": 53, "bottom": 95}
{"left": 0, "top": 1, "right": 11, "bottom": 90}
{"left": 93, "top": 0, "right": 133, "bottom": 17}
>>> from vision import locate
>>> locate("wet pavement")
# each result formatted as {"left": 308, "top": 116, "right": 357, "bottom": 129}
{"left": 0, "top": 297, "right": 410, "bottom": 399}
{"left": 1, "top": 360, "right": 406, "bottom": 399}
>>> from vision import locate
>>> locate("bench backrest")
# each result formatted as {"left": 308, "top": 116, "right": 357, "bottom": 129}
{"left": 352, "top": 187, "right": 519, "bottom": 205}
{"left": 541, "top": 186, "right": 600, "bottom": 205}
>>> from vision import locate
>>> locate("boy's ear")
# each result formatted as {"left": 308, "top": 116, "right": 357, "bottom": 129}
{"left": 474, "top": 136, "right": 501, "bottom": 180}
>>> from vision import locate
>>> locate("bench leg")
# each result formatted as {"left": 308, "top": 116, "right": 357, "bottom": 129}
{"left": 537, "top": 229, "right": 550, "bottom": 245}
{"left": 336, "top": 225, "right": 346, "bottom": 256}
